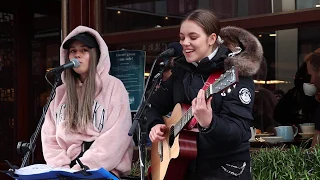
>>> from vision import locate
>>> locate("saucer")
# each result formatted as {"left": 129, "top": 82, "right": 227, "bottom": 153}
{"left": 256, "top": 133, "right": 273, "bottom": 138}
{"left": 298, "top": 133, "right": 314, "bottom": 139}
{"left": 261, "top": 136, "right": 283, "bottom": 143}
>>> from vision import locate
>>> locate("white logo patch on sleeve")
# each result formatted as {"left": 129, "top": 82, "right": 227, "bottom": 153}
{"left": 239, "top": 88, "right": 251, "bottom": 104}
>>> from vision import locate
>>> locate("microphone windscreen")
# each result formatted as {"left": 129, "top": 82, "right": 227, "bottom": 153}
{"left": 71, "top": 58, "right": 80, "bottom": 68}
{"left": 168, "top": 42, "right": 183, "bottom": 57}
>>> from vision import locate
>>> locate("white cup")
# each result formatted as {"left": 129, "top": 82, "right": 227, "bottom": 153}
{"left": 303, "top": 83, "right": 317, "bottom": 96}
{"left": 299, "top": 123, "right": 315, "bottom": 134}
{"left": 250, "top": 127, "right": 256, "bottom": 141}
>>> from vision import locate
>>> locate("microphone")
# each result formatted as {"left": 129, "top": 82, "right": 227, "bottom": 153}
{"left": 49, "top": 59, "right": 80, "bottom": 73}
{"left": 157, "top": 42, "right": 183, "bottom": 59}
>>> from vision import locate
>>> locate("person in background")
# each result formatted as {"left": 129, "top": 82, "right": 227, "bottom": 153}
{"left": 304, "top": 48, "right": 320, "bottom": 147}
{"left": 41, "top": 26, "right": 133, "bottom": 178}
{"left": 146, "top": 9, "right": 263, "bottom": 179}
{"left": 274, "top": 89, "right": 285, "bottom": 102}
{"left": 274, "top": 62, "right": 317, "bottom": 127}
{"left": 252, "top": 57, "right": 279, "bottom": 133}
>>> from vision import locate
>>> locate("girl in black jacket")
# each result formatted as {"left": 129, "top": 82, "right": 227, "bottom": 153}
{"left": 146, "top": 9, "right": 263, "bottom": 180}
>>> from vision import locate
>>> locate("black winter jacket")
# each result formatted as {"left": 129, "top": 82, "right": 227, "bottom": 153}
{"left": 146, "top": 46, "right": 255, "bottom": 178}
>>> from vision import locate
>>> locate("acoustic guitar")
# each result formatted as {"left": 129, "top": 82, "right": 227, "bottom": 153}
{"left": 151, "top": 66, "right": 239, "bottom": 180}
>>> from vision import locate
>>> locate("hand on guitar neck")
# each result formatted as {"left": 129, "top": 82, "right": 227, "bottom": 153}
{"left": 150, "top": 88, "right": 214, "bottom": 145}
{"left": 150, "top": 124, "right": 168, "bottom": 143}
{"left": 192, "top": 89, "right": 213, "bottom": 128}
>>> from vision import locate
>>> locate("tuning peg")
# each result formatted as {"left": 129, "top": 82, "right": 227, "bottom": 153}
{"left": 221, "top": 91, "right": 226, "bottom": 96}
{"left": 233, "top": 84, "right": 237, "bottom": 88}
{"left": 227, "top": 88, "right": 232, "bottom": 93}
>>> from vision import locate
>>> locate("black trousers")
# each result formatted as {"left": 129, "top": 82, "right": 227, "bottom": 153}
{"left": 185, "top": 161, "right": 252, "bottom": 180}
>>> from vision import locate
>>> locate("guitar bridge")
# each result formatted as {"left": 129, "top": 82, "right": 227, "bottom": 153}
{"left": 158, "top": 142, "right": 163, "bottom": 162}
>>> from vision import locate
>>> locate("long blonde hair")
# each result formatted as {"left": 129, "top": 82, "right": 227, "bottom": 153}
{"left": 64, "top": 49, "right": 98, "bottom": 131}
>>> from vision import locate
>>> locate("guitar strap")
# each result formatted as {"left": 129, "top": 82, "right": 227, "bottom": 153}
{"left": 186, "top": 69, "right": 224, "bottom": 130}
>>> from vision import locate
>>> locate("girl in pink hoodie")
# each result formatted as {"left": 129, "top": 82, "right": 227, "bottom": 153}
{"left": 41, "top": 26, "right": 133, "bottom": 178}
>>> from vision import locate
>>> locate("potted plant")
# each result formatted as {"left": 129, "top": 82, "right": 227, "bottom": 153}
{"left": 251, "top": 144, "right": 320, "bottom": 179}
{"left": 124, "top": 160, "right": 151, "bottom": 180}
{"left": 128, "top": 144, "right": 320, "bottom": 179}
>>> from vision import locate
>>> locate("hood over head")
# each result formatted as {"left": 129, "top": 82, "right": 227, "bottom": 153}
{"left": 62, "top": 32, "right": 100, "bottom": 50}
{"left": 220, "top": 26, "right": 263, "bottom": 76}
{"left": 60, "top": 26, "right": 110, "bottom": 83}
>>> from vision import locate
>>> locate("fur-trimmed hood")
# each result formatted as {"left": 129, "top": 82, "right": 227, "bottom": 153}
{"left": 220, "top": 26, "right": 263, "bottom": 77}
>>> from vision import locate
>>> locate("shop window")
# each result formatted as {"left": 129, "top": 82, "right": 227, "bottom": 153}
{"left": 102, "top": 0, "right": 272, "bottom": 34}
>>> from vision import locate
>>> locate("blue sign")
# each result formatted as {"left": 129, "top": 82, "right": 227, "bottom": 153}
{"left": 109, "top": 50, "right": 145, "bottom": 112}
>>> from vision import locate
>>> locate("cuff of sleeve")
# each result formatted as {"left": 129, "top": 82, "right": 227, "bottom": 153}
{"left": 198, "top": 114, "right": 217, "bottom": 134}
{"left": 62, "top": 165, "right": 71, "bottom": 169}
{"left": 71, "top": 164, "right": 81, "bottom": 171}
{"left": 71, "top": 163, "right": 91, "bottom": 171}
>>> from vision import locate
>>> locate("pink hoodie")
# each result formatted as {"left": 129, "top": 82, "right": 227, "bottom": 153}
{"left": 41, "top": 26, "right": 133, "bottom": 176}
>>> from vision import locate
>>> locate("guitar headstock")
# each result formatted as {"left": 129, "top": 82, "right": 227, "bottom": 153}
{"left": 208, "top": 66, "right": 239, "bottom": 96}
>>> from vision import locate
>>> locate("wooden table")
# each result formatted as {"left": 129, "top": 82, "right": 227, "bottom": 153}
{"left": 250, "top": 137, "right": 312, "bottom": 152}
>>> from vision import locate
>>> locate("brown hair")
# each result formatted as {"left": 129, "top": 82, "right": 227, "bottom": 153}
{"left": 182, "top": 9, "right": 220, "bottom": 36}
{"left": 304, "top": 48, "right": 320, "bottom": 71}
{"left": 63, "top": 48, "right": 98, "bottom": 131}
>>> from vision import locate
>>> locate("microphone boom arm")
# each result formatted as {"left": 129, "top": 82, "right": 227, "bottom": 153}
{"left": 128, "top": 54, "right": 168, "bottom": 180}
{"left": 18, "top": 72, "right": 62, "bottom": 168}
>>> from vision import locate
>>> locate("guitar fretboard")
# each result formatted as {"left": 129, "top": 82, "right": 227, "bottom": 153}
{"left": 172, "top": 67, "right": 237, "bottom": 138}
{"left": 173, "top": 87, "right": 212, "bottom": 136}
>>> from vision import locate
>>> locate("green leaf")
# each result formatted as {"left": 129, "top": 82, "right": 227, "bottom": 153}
{"left": 251, "top": 145, "right": 320, "bottom": 179}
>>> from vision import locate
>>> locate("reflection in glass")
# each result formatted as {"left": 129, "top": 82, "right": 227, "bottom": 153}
{"left": 103, "top": 0, "right": 273, "bottom": 33}
{"left": 296, "top": 0, "right": 320, "bottom": 10}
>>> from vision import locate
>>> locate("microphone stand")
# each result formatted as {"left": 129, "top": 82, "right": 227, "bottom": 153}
{"left": 128, "top": 58, "right": 168, "bottom": 180}
{"left": 17, "top": 72, "right": 62, "bottom": 168}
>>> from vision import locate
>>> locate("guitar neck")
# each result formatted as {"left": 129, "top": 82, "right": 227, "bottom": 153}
{"left": 172, "top": 66, "right": 238, "bottom": 138}
{"left": 173, "top": 88, "right": 212, "bottom": 136}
